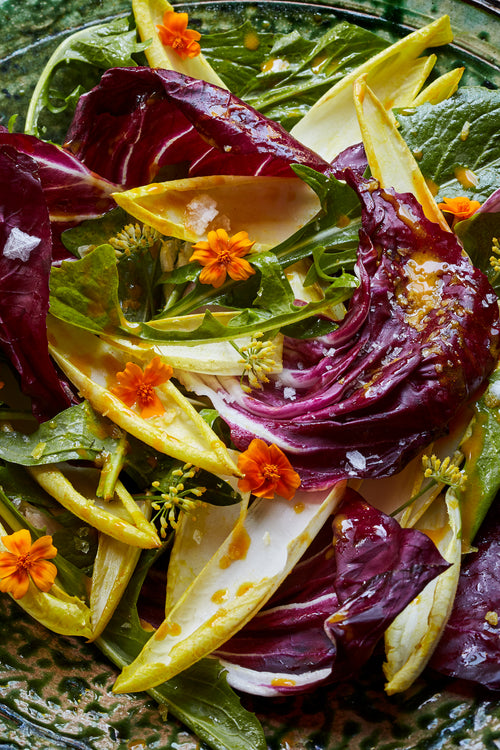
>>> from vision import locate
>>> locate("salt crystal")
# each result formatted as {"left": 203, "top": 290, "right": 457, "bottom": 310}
{"left": 283, "top": 386, "right": 296, "bottom": 400}
{"left": 184, "top": 194, "right": 219, "bottom": 236}
{"left": 3, "top": 226, "right": 41, "bottom": 261}
{"left": 346, "top": 450, "right": 366, "bottom": 471}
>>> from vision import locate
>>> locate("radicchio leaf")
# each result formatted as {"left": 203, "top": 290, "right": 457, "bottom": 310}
{"left": 181, "top": 171, "right": 499, "bottom": 489}
{"left": 0, "top": 146, "right": 72, "bottom": 420}
{"left": 0, "top": 132, "right": 119, "bottom": 261}
{"left": 64, "top": 68, "right": 332, "bottom": 188}
{"left": 430, "top": 499, "right": 500, "bottom": 690}
{"left": 215, "top": 489, "right": 449, "bottom": 696}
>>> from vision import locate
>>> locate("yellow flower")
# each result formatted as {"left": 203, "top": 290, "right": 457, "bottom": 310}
{"left": 190, "top": 229, "right": 256, "bottom": 288}
{"left": 157, "top": 10, "right": 201, "bottom": 60}
{"left": 111, "top": 357, "right": 173, "bottom": 418}
{"left": 0, "top": 529, "right": 57, "bottom": 600}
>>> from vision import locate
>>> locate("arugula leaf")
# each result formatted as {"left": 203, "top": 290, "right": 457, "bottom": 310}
{"left": 142, "top": 274, "right": 357, "bottom": 344}
{"left": 25, "top": 16, "right": 149, "bottom": 140}
{"left": 396, "top": 88, "right": 500, "bottom": 203}
{"left": 97, "top": 549, "right": 267, "bottom": 750}
{"left": 0, "top": 401, "right": 122, "bottom": 466}
{"left": 203, "top": 20, "right": 388, "bottom": 129}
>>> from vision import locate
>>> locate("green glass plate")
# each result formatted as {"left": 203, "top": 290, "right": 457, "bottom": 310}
{"left": 1, "top": 0, "right": 500, "bottom": 748}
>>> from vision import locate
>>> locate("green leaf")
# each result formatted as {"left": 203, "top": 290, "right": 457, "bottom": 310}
{"left": 61, "top": 207, "right": 130, "bottom": 257}
{"left": 455, "top": 211, "right": 500, "bottom": 294}
{"left": 396, "top": 88, "right": 500, "bottom": 203}
{"left": 460, "top": 366, "right": 500, "bottom": 545}
{"left": 141, "top": 273, "right": 357, "bottom": 344}
{"left": 49, "top": 244, "right": 125, "bottom": 334}
{"left": 0, "top": 401, "right": 122, "bottom": 466}
{"left": 204, "top": 20, "right": 387, "bottom": 129}
{"left": 97, "top": 548, "right": 267, "bottom": 750}
{"left": 25, "top": 16, "right": 149, "bottom": 139}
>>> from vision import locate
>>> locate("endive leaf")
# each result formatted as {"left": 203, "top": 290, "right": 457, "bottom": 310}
{"left": 113, "top": 481, "right": 346, "bottom": 693}
{"left": 352, "top": 76, "right": 449, "bottom": 229}
{"left": 29, "top": 464, "right": 160, "bottom": 549}
{"left": 103, "top": 332, "right": 284, "bottom": 378}
{"left": 165, "top": 467, "right": 248, "bottom": 613}
{"left": 291, "top": 15, "right": 453, "bottom": 160}
{"left": 47, "top": 316, "right": 239, "bottom": 476}
{"left": 383, "top": 488, "right": 461, "bottom": 694}
{"left": 411, "top": 67, "right": 464, "bottom": 106}
{"left": 90, "top": 501, "right": 152, "bottom": 639}
{"left": 112, "top": 175, "right": 321, "bottom": 248}
{"left": 0, "top": 519, "right": 92, "bottom": 638}
{"left": 132, "top": 0, "right": 226, "bottom": 87}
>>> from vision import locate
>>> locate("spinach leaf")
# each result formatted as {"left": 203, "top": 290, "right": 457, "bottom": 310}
{"left": 25, "top": 17, "right": 149, "bottom": 140}
{"left": 396, "top": 88, "right": 500, "bottom": 203}
{"left": 97, "top": 549, "right": 267, "bottom": 750}
{"left": 0, "top": 402, "right": 122, "bottom": 466}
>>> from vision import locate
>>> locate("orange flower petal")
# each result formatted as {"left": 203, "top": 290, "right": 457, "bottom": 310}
{"left": 0, "top": 569, "right": 30, "bottom": 600}
{"left": 29, "top": 535, "right": 58, "bottom": 562}
{"left": 29, "top": 560, "right": 58, "bottom": 592}
{"left": 2, "top": 528, "right": 31, "bottom": 556}
{"left": 237, "top": 439, "right": 301, "bottom": 500}
{"left": 157, "top": 10, "right": 201, "bottom": 60}
{"left": 143, "top": 357, "right": 174, "bottom": 387}
{"left": 191, "top": 228, "right": 255, "bottom": 288}
{"left": 111, "top": 358, "right": 172, "bottom": 417}
{"left": 437, "top": 196, "right": 481, "bottom": 221}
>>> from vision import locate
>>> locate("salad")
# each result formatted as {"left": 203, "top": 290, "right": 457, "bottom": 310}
{"left": 1, "top": 0, "right": 500, "bottom": 747}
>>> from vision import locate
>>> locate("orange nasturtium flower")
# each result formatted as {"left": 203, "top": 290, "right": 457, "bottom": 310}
{"left": 0, "top": 529, "right": 57, "bottom": 600}
{"left": 437, "top": 196, "right": 481, "bottom": 223}
{"left": 111, "top": 357, "right": 173, "bottom": 418}
{"left": 157, "top": 10, "right": 201, "bottom": 60}
{"left": 190, "top": 229, "right": 256, "bottom": 289}
{"left": 237, "top": 438, "right": 301, "bottom": 500}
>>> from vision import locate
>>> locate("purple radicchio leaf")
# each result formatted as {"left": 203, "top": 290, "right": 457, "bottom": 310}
{"left": 185, "top": 171, "right": 500, "bottom": 490}
{"left": 0, "top": 131, "right": 119, "bottom": 261}
{"left": 64, "top": 68, "right": 332, "bottom": 188}
{"left": 430, "top": 499, "right": 500, "bottom": 690}
{"left": 0, "top": 145, "right": 72, "bottom": 420}
{"left": 478, "top": 187, "right": 500, "bottom": 215}
{"left": 215, "top": 489, "right": 449, "bottom": 696}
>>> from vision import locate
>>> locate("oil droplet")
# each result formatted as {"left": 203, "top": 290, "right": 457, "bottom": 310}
{"left": 154, "top": 620, "right": 182, "bottom": 639}
{"left": 237, "top": 582, "right": 254, "bottom": 596}
{"left": 412, "top": 149, "right": 423, "bottom": 161}
{"left": 244, "top": 31, "right": 260, "bottom": 51}
{"left": 454, "top": 166, "right": 478, "bottom": 188}
{"left": 336, "top": 214, "right": 350, "bottom": 228}
{"left": 293, "top": 502, "right": 305, "bottom": 514}
{"left": 219, "top": 525, "right": 251, "bottom": 569}
{"left": 271, "top": 677, "right": 296, "bottom": 687}
{"left": 211, "top": 589, "right": 227, "bottom": 604}
{"left": 460, "top": 121, "right": 471, "bottom": 141}
{"left": 311, "top": 53, "right": 327, "bottom": 74}
{"left": 261, "top": 57, "right": 289, "bottom": 73}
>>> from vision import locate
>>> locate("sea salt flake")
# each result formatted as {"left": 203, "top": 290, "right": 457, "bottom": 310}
{"left": 346, "top": 450, "right": 366, "bottom": 471}
{"left": 283, "top": 386, "right": 296, "bottom": 400}
{"left": 184, "top": 194, "right": 219, "bottom": 236}
{"left": 3, "top": 227, "right": 41, "bottom": 261}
